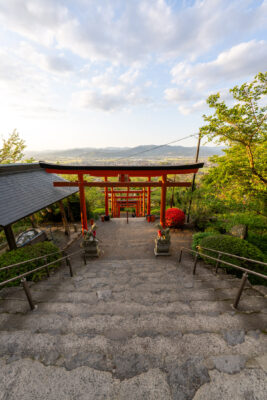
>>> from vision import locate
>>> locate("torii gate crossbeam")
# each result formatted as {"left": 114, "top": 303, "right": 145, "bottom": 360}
{"left": 40, "top": 162, "right": 204, "bottom": 231}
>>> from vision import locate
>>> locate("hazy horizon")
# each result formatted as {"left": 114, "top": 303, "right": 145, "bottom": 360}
{"left": 25, "top": 142, "right": 224, "bottom": 154}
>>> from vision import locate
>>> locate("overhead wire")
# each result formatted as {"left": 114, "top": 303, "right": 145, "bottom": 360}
{"left": 115, "top": 133, "right": 199, "bottom": 161}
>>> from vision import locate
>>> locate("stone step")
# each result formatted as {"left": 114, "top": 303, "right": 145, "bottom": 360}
{"left": 0, "top": 285, "right": 262, "bottom": 309}
{"left": 0, "top": 357, "right": 174, "bottom": 399}
{"left": 32, "top": 274, "right": 247, "bottom": 292}
{"left": 1, "top": 310, "right": 266, "bottom": 335}
{"left": 0, "top": 329, "right": 265, "bottom": 377}
{"left": 1, "top": 295, "right": 267, "bottom": 315}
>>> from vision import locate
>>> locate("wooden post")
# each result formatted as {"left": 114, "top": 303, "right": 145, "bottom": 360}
{"left": 170, "top": 176, "right": 175, "bottom": 208}
{"left": 67, "top": 200, "right": 75, "bottom": 223}
{"left": 67, "top": 200, "right": 77, "bottom": 232}
{"left": 104, "top": 177, "right": 109, "bottom": 217}
{"left": 143, "top": 188, "right": 146, "bottom": 217}
{"left": 4, "top": 224, "right": 17, "bottom": 250}
{"left": 111, "top": 188, "right": 114, "bottom": 216}
{"left": 58, "top": 200, "right": 70, "bottom": 236}
{"left": 147, "top": 177, "right": 151, "bottom": 218}
{"left": 160, "top": 175, "right": 167, "bottom": 228}
{"left": 30, "top": 214, "right": 37, "bottom": 228}
{"left": 127, "top": 187, "right": 129, "bottom": 223}
{"left": 233, "top": 272, "right": 248, "bottom": 309}
{"left": 187, "top": 134, "right": 201, "bottom": 223}
{"left": 78, "top": 173, "right": 88, "bottom": 233}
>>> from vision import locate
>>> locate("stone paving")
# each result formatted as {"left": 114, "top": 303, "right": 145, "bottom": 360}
{"left": 0, "top": 218, "right": 266, "bottom": 399}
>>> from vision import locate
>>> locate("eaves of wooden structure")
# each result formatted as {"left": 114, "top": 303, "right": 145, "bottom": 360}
{"left": 0, "top": 163, "right": 78, "bottom": 250}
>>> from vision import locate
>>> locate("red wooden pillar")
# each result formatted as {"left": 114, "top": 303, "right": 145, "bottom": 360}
{"left": 78, "top": 173, "right": 88, "bottom": 233}
{"left": 160, "top": 174, "right": 167, "bottom": 228}
{"left": 111, "top": 188, "right": 114, "bottom": 217}
{"left": 127, "top": 187, "right": 129, "bottom": 210}
{"left": 143, "top": 188, "right": 146, "bottom": 217}
{"left": 104, "top": 176, "right": 109, "bottom": 216}
{"left": 147, "top": 177, "right": 151, "bottom": 218}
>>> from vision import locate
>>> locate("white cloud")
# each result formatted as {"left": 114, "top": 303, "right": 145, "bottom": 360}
{"left": 0, "top": 0, "right": 266, "bottom": 63}
{"left": 72, "top": 88, "right": 147, "bottom": 112}
{"left": 0, "top": 0, "right": 266, "bottom": 124}
{"left": 171, "top": 40, "right": 267, "bottom": 88}
{"left": 14, "top": 42, "right": 73, "bottom": 74}
{"left": 164, "top": 88, "right": 199, "bottom": 103}
{"left": 72, "top": 68, "right": 149, "bottom": 111}
{"left": 0, "top": 47, "right": 64, "bottom": 118}
{"left": 119, "top": 68, "right": 140, "bottom": 84}
{"left": 165, "top": 40, "right": 267, "bottom": 114}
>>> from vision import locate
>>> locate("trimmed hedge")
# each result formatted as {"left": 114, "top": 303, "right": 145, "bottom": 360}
{"left": 199, "top": 234, "right": 267, "bottom": 285}
{"left": 0, "top": 242, "right": 61, "bottom": 287}
{"left": 192, "top": 232, "right": 215, "bottom": 252}
{"left": 247, "top": 232, "right": 267, "bottom": 255}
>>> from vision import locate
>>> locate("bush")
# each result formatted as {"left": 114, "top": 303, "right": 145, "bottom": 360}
{"left": 199, "top": 234, "right": 267, "bottom": 285}
{"left": 165, "top": 208, "right": 185, "bottom": 227}
{"left": 192, "top": 232, "right": 215, "bottom": 252}
{"left": 247, "top": 232, "right": 267, "bottom": 255}
{"left": 93, "top": 208, "right": 105, "bottom": 217}
{"left": 0, "top": 242, "right": 61, "bottom": 287}
{"left": 205, "top": 226, "right": 220, "bottom": 233}
{"left": 204, "top": 213, "right": 267, "bottom": 236}
{"left": 151, "top": 208, "right": 160, "bottom": 215}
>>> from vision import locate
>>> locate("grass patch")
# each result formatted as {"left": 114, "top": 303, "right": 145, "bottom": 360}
{"left": 0, "top": 242, "right": 61, "bottom": 287}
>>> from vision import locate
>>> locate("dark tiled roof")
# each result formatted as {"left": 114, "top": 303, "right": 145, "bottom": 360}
{"left": 0, "top": 163, "right": 78, "bottom": 227}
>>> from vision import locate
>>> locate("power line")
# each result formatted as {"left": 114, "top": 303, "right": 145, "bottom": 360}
{"left": 116, "top": 133, "right": 199, "bottom": 161}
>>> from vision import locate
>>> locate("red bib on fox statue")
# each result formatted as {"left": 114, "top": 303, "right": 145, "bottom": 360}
{"left": 165, "top": 208, "right": 185, "bottom": 227}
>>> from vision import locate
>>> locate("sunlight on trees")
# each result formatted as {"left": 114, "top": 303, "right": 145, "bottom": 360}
{"left": 200, "top": 72, "right": 267, "bottom": 185}
{"left": 196, "top": 72, "right": 266, "bottom": 218}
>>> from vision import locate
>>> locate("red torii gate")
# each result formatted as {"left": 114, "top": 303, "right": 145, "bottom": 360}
{"left": 40, "top": 162, "right": 204, "bottom": 231}
{"left": 108, "top": 190, "right": 147, "bottom": 217}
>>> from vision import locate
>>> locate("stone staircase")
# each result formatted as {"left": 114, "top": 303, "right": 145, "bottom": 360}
{"left": 0, "top": 253, "right": 266, "bottom": 399}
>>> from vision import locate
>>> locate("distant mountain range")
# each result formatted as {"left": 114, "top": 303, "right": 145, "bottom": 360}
{"left": 26, "top": 145, "right": 224, "bottom": 164}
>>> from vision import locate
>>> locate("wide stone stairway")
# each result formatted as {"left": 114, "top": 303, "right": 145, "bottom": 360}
{"left": 0, "top": 220, "right": 266, "bottom": 399}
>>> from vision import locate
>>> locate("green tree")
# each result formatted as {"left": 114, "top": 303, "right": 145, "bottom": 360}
{"left": 0, "top": 129, "right": 26, "bottom": 164}
{"left": 200, "top": 72, "right": 267, "bottom": 185}
{"left": 201, "top": 143, "right": 266, "bottom": 215}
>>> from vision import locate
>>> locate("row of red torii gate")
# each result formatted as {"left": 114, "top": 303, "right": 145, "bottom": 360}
{"left": 40, "top": 162, "right": 204, "bottom": 232}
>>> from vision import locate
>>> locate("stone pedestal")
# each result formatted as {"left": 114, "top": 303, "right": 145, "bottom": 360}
{"left": 83, "top": 239, "right": 100, "bottom": 257}
{"left": 154, "top": 238, "right": 171, "bottom": 256}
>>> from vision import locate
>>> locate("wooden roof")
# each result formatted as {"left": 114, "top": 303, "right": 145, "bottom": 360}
{"left": 0, "top": 163, "right": 78, "bottom": 227}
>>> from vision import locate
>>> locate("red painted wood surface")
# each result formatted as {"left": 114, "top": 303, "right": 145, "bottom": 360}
{"left": 53, "top": 181, "right": 191, "bottom": 188}
{"left": 45, "top": 168, "right": 199, "bottom": 177}
{"left": 160, "top": 175, "right": 167, "bottom": 228}
{"left": 78, "top": 173, "right": 88, "bottom": 233}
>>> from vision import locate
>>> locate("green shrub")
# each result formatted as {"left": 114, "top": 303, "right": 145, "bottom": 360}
{"left": 199, "top": 234, "right": 267, "bottom": 285}
{"left": 192, "top": 232, "right": 215, "bottom": 252}
{"left": 0, "top": 242, "right": 61, "bottom": 287}
{"left": 205, "top": 226, "right": 220, "bottom": 233}
{"left": 150, "top": 208, "right": 160, "bottom": 215}
{"left": 93, "top": 208, "right": 105, "bottom": 216}
{"left": 247, "top": 232, "right": 267, "bottom": 255}
{"left": 205, "top": 213, "right": 267, "bottom": 235}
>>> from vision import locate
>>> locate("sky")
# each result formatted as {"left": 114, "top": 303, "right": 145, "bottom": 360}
{"left": 0, "top": 0, "right": 266, "bottom": 151}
